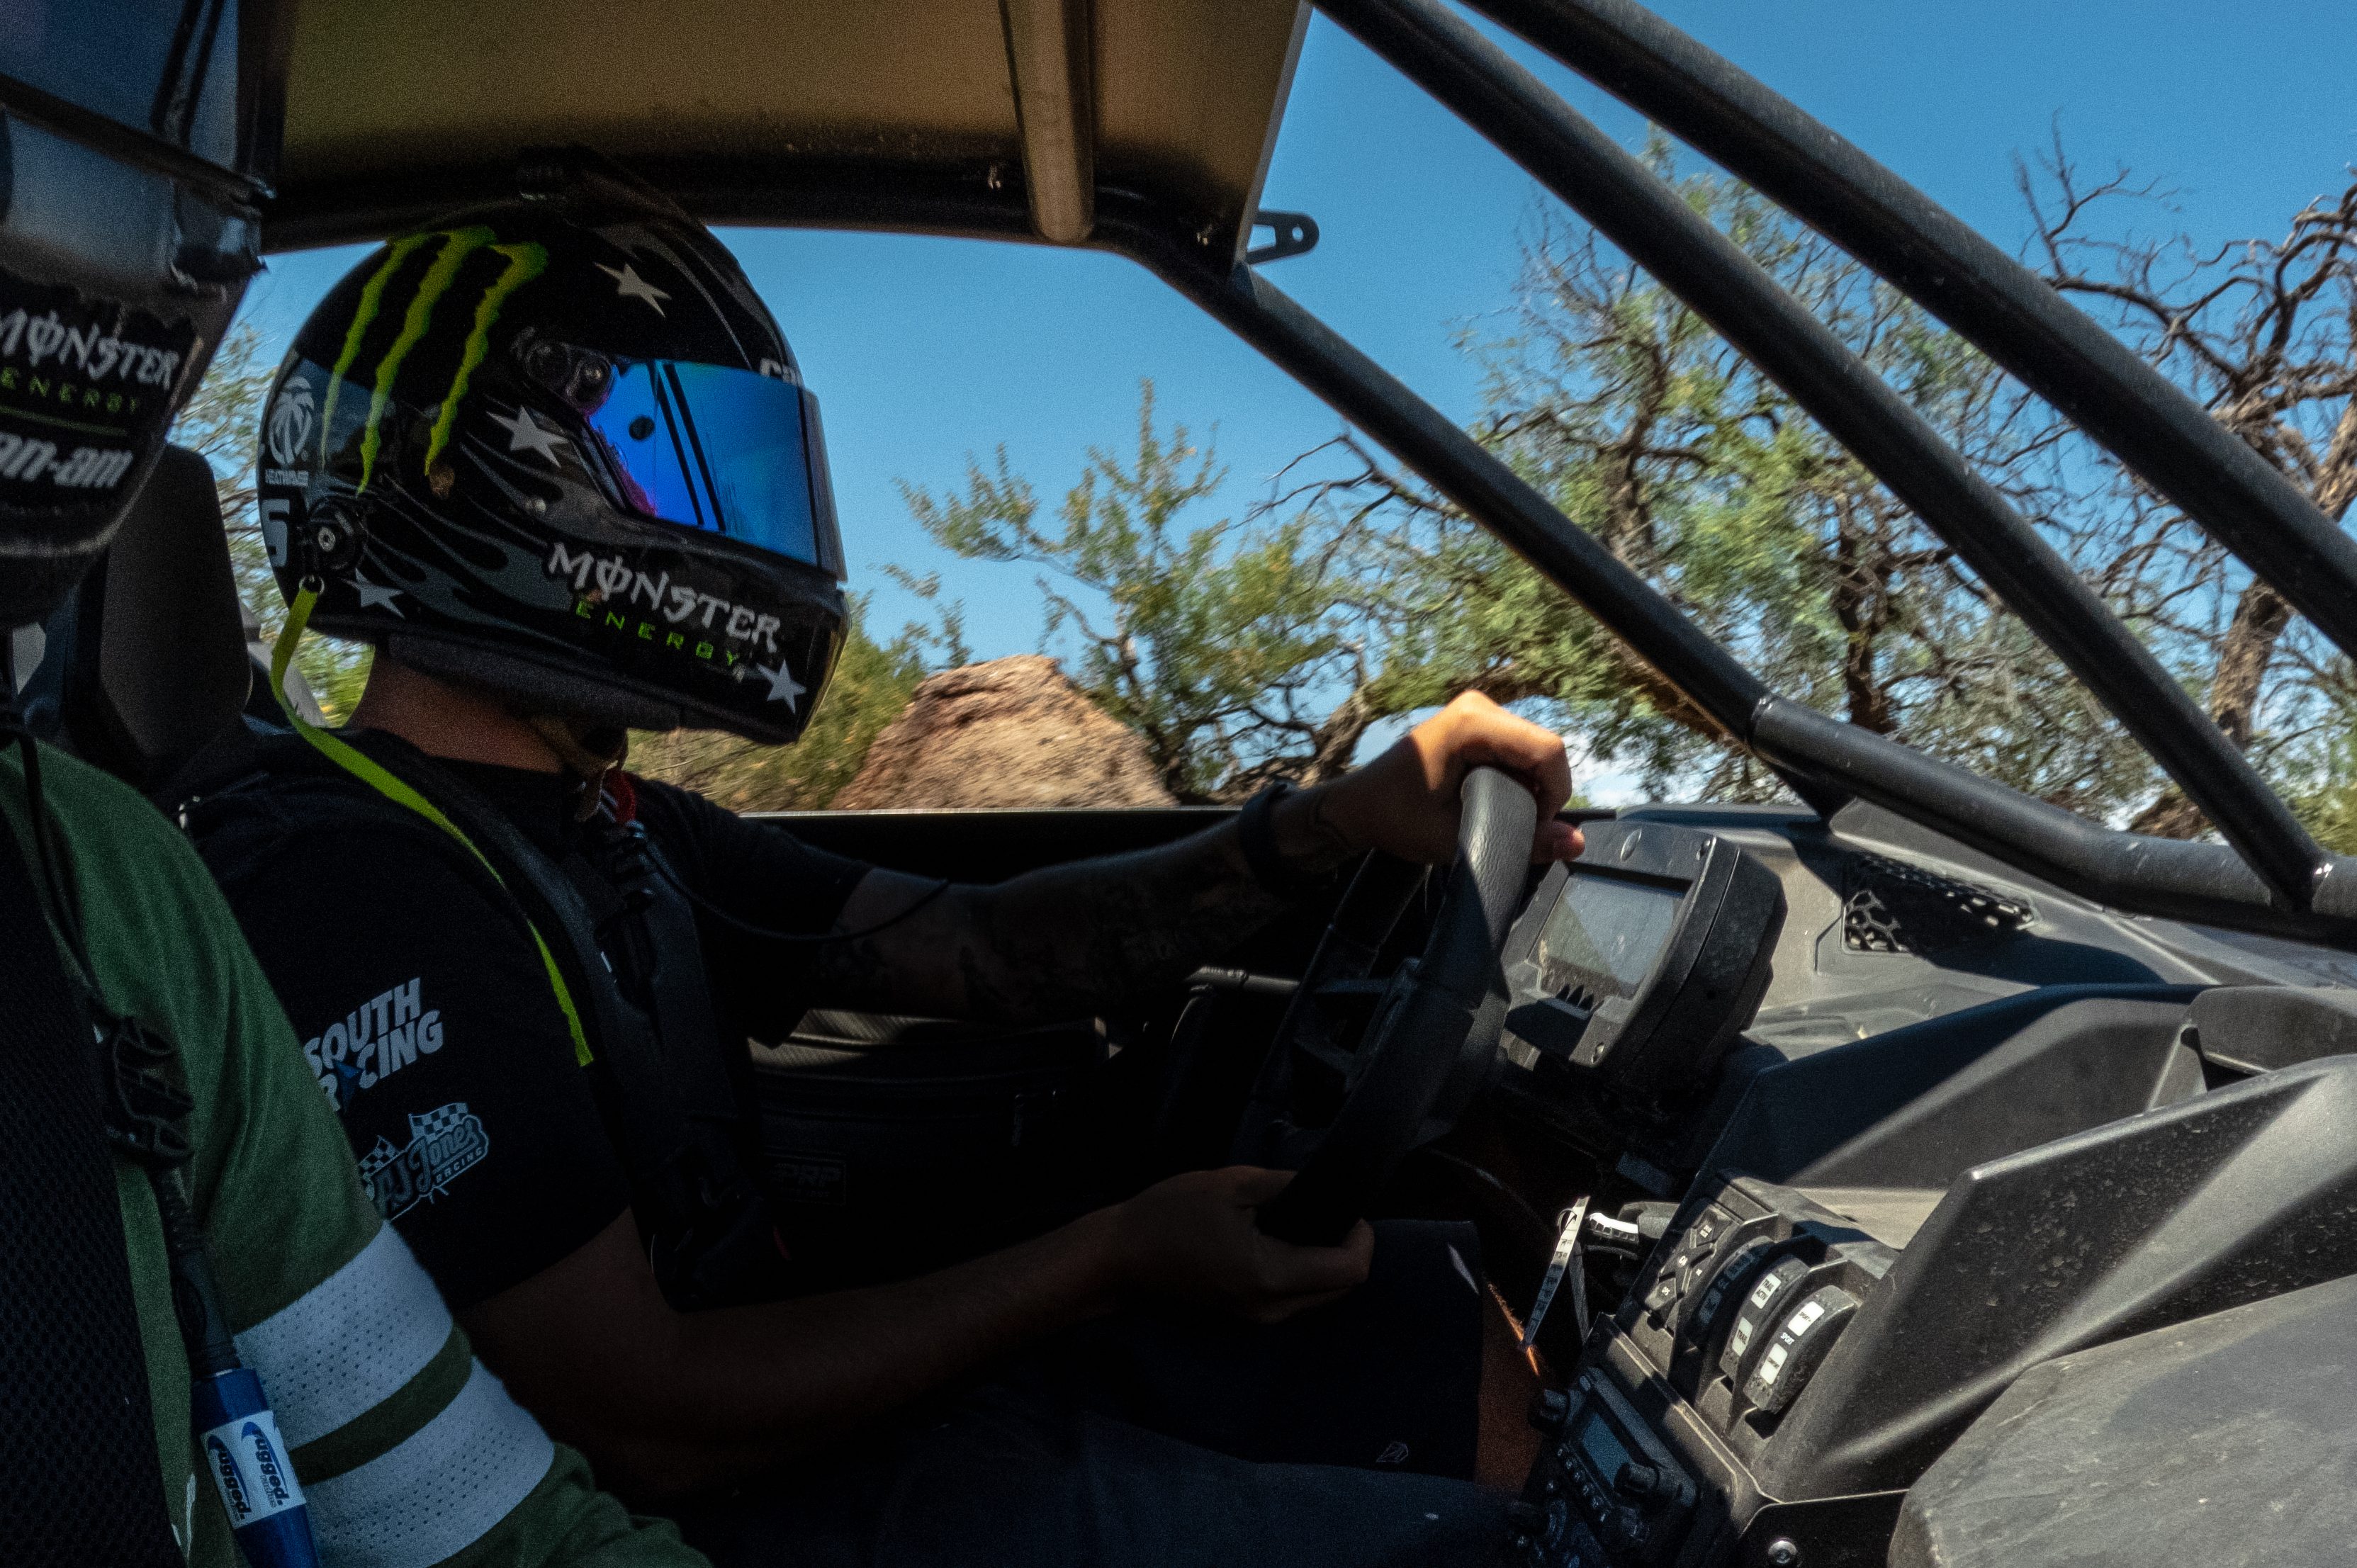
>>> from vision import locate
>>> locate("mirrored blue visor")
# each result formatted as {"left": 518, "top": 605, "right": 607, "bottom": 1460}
{"left": 580, "top": 361, "right": 844, "bottom": 577}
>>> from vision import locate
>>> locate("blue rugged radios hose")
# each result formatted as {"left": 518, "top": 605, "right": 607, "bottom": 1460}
{"left": 144, "top": 1115, "right": 320, "bottom": 1568}
{"left": 193, "top": 1363, "right": 317, "bottom": 1567}
{"left": 158, "top": 1151, "right": 319, "bottom": 1566}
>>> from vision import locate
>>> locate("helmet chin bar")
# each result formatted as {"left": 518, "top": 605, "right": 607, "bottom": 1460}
{"left": 384, "top": 631, "right": 699, "bottom": 737}
{"left": 0, "top": 553, "right": 110, "bottom": 636}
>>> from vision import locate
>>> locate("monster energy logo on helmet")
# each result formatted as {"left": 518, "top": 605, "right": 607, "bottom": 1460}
{"left": 317, "top": 226, "right": 548, "bottom": 489}
{"left": 266, "top": 176, "right": 848, "bottom": 750}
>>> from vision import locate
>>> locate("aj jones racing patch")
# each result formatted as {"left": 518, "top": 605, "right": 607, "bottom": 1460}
{"left": 359, "top": 1102, "right": 489, "bottom": 1222}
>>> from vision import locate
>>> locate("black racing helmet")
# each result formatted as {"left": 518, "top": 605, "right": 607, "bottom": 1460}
{"left": 0, "top": 2, "right": 272, "bottom": 628}
{"left": 262, "top": 161, "right": 847, "bottom": 744}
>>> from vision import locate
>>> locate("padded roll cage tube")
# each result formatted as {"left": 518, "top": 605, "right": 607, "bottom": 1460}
{"left": 1314, "top": 0, "right": 2333, "bottom": 913}
{"left": 1097, "top": 205, "right": 2357, "bottom": 945}
{"left": 1463, "top": 0, "right": 2357, "bottom": 673}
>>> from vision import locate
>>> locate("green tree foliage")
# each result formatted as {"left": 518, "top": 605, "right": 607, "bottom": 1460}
{"left": 905, "top": 167, "right": 2144, "bottom": 808}
{"left": 901, "top": 385, "right": 1378, "bottom": 801}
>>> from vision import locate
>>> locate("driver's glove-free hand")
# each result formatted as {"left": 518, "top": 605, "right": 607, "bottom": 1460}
{"left": 1111, "top": 1167, "right": 1376, "bottom": 1324}
{"left": 1294, "top": 692, "right": 1583, "bottom": 869}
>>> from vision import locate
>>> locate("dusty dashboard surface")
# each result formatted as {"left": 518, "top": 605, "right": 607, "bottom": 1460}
{"left": 1490, "top": 798, "right": 2356, "bottom": 1195}
{"left": 1485, "top": 801, "right": 2357, "bottom": 1567}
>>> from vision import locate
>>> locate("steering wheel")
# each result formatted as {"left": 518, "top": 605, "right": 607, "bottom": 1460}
{"left": 1234, "top": 768, "right": 1538, "bottom": 1245}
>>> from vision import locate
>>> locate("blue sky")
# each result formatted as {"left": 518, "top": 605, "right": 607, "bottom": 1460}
{"left": 231, "top": 1, "right": 2357, "bottom": 791}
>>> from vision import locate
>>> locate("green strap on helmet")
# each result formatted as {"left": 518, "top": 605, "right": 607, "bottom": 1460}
{"left": 270, "top": 587, "right": 595, "bottom": 1067}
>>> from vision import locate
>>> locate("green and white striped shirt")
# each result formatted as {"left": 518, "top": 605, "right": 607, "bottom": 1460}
{"left": 4, "top": 745, "right": 702, "bottom": 1568}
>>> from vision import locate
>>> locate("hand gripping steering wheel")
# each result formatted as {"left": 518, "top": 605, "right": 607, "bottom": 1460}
{"left": 1234, "top": 768, "right": 1539, "bottom": 1246}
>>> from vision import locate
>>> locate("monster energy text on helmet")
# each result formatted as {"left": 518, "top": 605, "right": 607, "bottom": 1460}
{"left": 0, "top": 5, "right": 266, "bottom": 631}
{"left": 261, "top": 161, "right": 848, "bottom": 745}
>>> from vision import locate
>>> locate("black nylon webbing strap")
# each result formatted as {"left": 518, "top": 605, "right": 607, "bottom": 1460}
{"left": 328, "top": 733, "right": 782, "bottom": 1307}
{"left": 0, "top": 817, "right": 181, "bottom": 1563}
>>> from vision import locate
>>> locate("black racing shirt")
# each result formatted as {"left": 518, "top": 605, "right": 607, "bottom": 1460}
{"left": 202, "top": 755, "right": 872, "bottom": 1309}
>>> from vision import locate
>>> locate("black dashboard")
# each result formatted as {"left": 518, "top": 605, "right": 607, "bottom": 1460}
{"left": 1477, "top": 799, "right": 2357, "bottom": 1568}
{"left": 773, "top": 795, "right": 2357, "bottom": 1566}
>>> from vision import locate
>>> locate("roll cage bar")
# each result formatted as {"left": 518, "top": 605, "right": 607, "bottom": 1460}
{"left": 259, "top": 1, "right": 2357, "bottom": 947}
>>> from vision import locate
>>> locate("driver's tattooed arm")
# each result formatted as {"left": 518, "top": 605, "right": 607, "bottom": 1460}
{"left": 809, "top": 804, "right": 1356, "bottom": 1023}
{"left": 806, "top": 692, "right": 1580, "bottom": 1022}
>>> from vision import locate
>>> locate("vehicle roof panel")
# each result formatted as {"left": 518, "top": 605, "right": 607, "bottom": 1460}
{"left": 274, "top": 0, "right": 1309, "bottom": 251}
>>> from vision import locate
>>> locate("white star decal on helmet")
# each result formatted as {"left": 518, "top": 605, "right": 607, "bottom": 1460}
{"left": 597, "top": 261, "right": 671, "bottom": 315}
{"left": 754, "top": 658, "right": 807, "bottom": 711}
{"left": 492, "top": 405, "right": 569, "bottom": 465}
{"left": 351, "top": 573, "right": 404, "bottom": 615}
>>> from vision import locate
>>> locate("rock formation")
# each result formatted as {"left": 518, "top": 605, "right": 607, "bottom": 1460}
{"left": 833, "top": 655, "right": 1178, "bottom": 809}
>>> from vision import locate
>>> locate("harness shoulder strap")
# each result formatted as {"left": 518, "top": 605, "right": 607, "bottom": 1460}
{"left": 577, "top": 823, "right": 741, "bottom": 1135}
{"left": 315, "top": 733, "right": 784, "bottom": 1309}
{"left": 567, "top": 821, "right": 787, "bottom": 1304}
{"left": 237, "top": 592, "right": 781, "bottom": 1306}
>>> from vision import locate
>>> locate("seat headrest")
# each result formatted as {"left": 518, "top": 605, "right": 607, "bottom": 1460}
{"left": 48, "top": 446, "right": 253, "bottom": 791}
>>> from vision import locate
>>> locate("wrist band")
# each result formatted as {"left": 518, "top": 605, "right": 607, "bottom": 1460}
{"left": 1237, "top": 781, "right": 1332, "bottom": 902}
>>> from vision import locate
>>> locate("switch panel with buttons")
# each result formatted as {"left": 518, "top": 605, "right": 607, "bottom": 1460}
{"left": 1720, "top": 1255, "right": 1814, "bottom": 1386}
{"left": 1740, "top": 1285, "right": 1862, "bottom": 1415}
{"left": 1504, "top": 1175, "right": 1913, "bottom": 1565}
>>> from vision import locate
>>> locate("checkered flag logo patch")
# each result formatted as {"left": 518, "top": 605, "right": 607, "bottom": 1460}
{"left": 355, "top": 1101, "right": 490, "bottom": 1222}
{"left": 407, "top": 1102, "right": 474, "bottom": 1141}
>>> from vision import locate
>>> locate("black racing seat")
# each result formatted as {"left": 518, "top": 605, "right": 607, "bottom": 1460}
{"left": 16, "top": 444, "right": 291, "bottom": 799}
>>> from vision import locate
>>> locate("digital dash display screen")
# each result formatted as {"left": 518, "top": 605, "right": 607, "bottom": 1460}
{"left": 1538, "top": 872, "right": 1685, "bottom": 1000}
{"left": 1573, "top": 1407, "right": 1635, "bottom": 1485}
